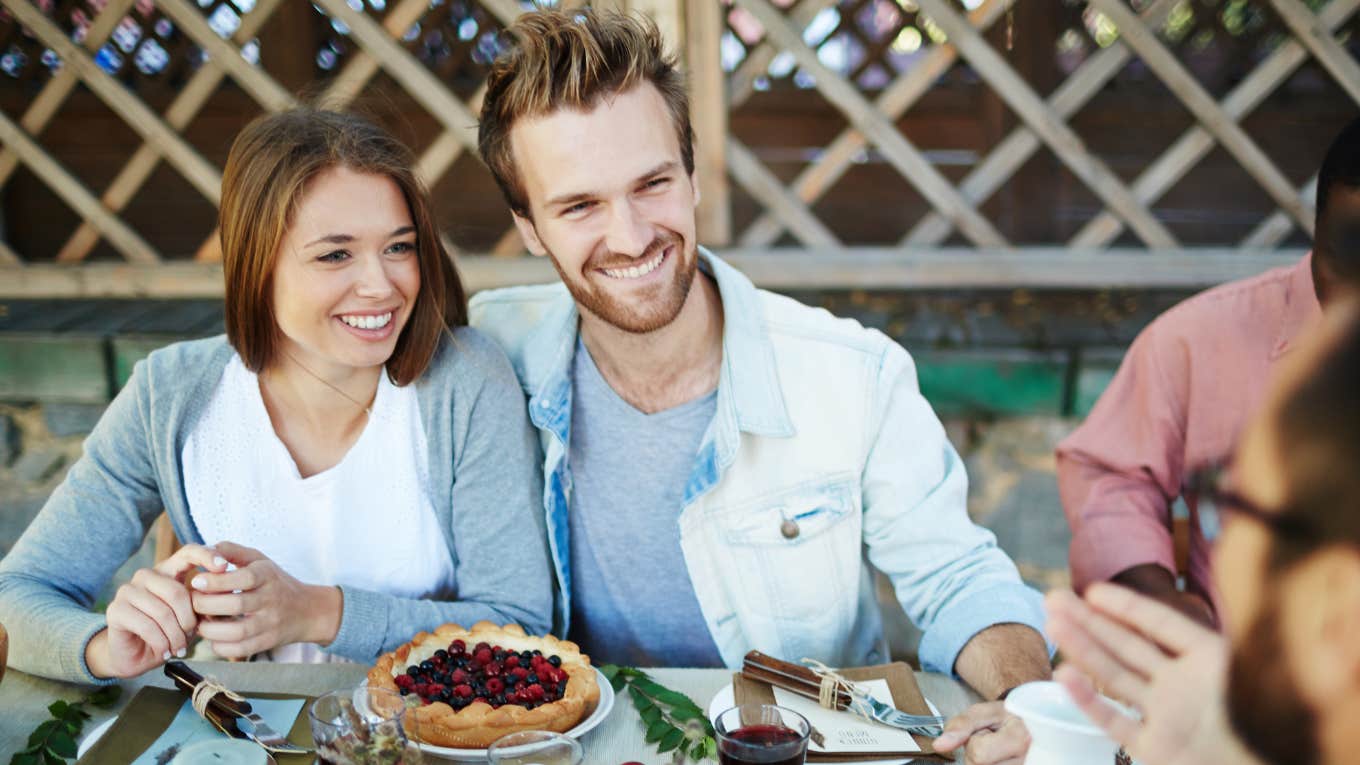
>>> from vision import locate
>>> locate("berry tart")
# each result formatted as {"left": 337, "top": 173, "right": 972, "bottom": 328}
{"left": 367, "top": 622, "right": 600, "bottom": 749}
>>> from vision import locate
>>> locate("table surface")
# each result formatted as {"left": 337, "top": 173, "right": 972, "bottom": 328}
{"left": 0, "top": 662, "right": 979, "bottom": 763}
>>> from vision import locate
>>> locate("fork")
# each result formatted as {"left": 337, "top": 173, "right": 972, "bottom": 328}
{"left": 741, "top": 651, "right": 947, "bottom": 736}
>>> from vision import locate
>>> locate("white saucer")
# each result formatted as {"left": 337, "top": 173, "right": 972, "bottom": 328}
{"left": 706, "top": 682, "right": 942, "bottom": 765}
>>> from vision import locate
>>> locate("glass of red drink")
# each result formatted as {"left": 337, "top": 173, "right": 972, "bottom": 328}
{"left": 715, "top": 704, "right": 811, "bottom": 765}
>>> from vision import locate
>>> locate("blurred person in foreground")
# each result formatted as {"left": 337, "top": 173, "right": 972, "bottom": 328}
{"left": 1056, "top": 118, "right": 1360, "bottom": 626}
{"left": 469, "top": 8, "right": 1051, "bottom": 763}
{"left": 1047, "top": 296, "right": 1360, "bottom": 765}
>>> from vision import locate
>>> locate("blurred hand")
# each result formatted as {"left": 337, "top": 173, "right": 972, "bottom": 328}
{"left": 190, "top": 541, "right": 341, "bottom": 659}
{"left": 932, "top": 701, "right": 1030, "bottom": 765}
{"left": 87, "top": 544, "right": 227, "bottom": 678}
{"left": 1045, "top": 584, "right": 1260, "bottom": 765}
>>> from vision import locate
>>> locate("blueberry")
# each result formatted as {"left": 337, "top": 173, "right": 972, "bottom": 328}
{"left": 532, "top": 650, "right": 542, "bottom": 657}
{"left": 399, "top": 687, "right": 410, "bottom": 696}
{"left": 525, "top": 674, "right": 539, "bottom": 685}
{"left": 435, "top": 649, "right": 449, "bottom": 661}
{"left": 407, "top": 666, "right": 421, "bottom": 678}
{"left": 548, "top": 655, "right": 561, "bottom": 668}
{"left": 419, "top": 660, "right": 434, "bottom": 672}
{"left": 491, "top": 694, "right": 506, "bottom": 706}
{"left": 519, "top": 651, "right": 533, "bottom": 663}
{"left": 438, "top": 688, "right": 452, "bottom": 702}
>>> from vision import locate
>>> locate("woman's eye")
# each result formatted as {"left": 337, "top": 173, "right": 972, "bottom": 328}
{"left": 317, "top": 250, "right": 349, "bottom": 263}
{"left": 387, "top": 241, "right": 416, "bottom": 255}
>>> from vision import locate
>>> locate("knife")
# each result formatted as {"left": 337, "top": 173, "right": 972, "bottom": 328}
{"left": 164, "top": 660, "right": 312, "bottom": 754}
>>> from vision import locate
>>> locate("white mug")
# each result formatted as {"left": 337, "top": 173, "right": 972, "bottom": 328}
{"left": 1004, "top": 681, "right": 1123, "bottom": 765}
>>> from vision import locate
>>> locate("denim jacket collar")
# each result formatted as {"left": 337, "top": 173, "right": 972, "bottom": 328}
{"left": 521, "top": 248, "right": 794, "bottom": 450}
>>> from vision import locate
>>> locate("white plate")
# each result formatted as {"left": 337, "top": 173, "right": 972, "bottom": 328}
{"left": 77, "top": 716, "right": 116, "bottom": 758}
{"left": 369, "top": 666, "right": 616, "bottom": 762}
{"left": 706, "top": 682, "right": 942, "bottom": 765}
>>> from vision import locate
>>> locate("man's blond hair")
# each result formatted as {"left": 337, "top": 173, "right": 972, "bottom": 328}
{"left": 477, "top": 8, "right": 694, "bottom": 218}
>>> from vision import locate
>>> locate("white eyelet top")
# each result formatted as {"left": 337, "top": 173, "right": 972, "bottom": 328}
{"left": 182, "top": 354, "right": 456, "bottom": 663}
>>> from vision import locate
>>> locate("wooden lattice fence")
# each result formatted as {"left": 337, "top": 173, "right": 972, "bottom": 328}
{"left": 0, "top": 0, "right": 1356, "bottom": 296}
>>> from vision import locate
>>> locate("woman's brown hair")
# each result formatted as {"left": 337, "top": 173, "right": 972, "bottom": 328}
{"left": 220, "top": 107, "right": 466, "bottom": 385}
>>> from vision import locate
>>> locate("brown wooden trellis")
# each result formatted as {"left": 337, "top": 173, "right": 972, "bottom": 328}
{"left": 0, "top": 0, "right": 1356, "bottom": 296}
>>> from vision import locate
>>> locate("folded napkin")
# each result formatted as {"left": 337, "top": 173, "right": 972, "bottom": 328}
{"left": 76, "top": 687, "right": 314, "bottom": 765}
{"left": 734, "top": 661, "right": 951, "bottom": 762}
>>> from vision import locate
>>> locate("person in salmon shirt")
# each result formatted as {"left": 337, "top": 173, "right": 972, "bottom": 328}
{"left": 1056, "top": 117, "right": 1360, "bottom": 626}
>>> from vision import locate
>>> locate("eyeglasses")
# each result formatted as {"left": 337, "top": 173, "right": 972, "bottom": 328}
{"left": 1183, "top": 461, "right": 1317, "bottom": 544}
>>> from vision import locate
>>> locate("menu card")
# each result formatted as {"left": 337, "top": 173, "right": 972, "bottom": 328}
{"left": 733, "top": 661, "right": 950, "bottom": 762}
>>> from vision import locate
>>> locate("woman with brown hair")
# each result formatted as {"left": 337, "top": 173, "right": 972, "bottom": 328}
{"left": 0, "top": 107, "right": 552, "bottom": 683}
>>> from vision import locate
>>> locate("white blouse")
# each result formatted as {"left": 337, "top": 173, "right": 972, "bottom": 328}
{"left": 183, "top": 354, "right": 455, "bottom": 663}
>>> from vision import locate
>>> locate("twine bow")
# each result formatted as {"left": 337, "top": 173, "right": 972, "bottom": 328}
{"left": 189, "top": 674, "right": 246, "bottom": 720}
{"left": 799, "top": 658, "right": 876, "bottom": 724}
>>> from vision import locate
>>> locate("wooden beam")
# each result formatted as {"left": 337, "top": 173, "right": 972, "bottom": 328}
{"left": 906, "top": 0, "right": 1177, "bottom": 246}
{"left": 1072, "top": 0, "right": 1357, "bottom": 248}
{"left": 732, "top": 0, "right": 1008, "bottom": 247}
{"left": 728, "top": 0, "right": 839, "bottom": 108}
{"left": 312, "top": 0, "right": 481, "bottom": 152}
{"left": 1087, "top": 0, "right": 1313, "bottom": 234}
{"left": 1243, "top": 174, "right": 1318, "bottom": 248}
{"left": 726, "top": 138, "right": 838, "bottom": 246}
{"left": 0, "top": 249, "right": 1306, "bottom": 296}
{"left": 0, "top": 109, "right": 160, "bottom": 264}
{"left": 1271, "top": 0, "right": 1360, "bottom": 105}
{"left": 743, "top": 0, "right": 1009, "bottom": 248}
{"left": 322, "top": 0, "right": 430, "bottom": 104}
{"left": 916, "top": 0, "right": 1176, "bottom": 248}
{"left": 0, "top": 0, "right": 133, "bottom": 189}
{"left": 57, "top": 0, "right": 285, "bottom": 264}
{"left": 2, "top": 0, "right": 222, "bottom": 205}
{"left": 688, "top": 0, "right": 732, "bottom": 245}
{"left": 155, "top": 0, "right": 295, "bottom": 113}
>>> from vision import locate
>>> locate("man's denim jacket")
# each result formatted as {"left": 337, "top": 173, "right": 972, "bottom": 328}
{"left": 469, "top": 250, "right": 1046, "bottom": 675}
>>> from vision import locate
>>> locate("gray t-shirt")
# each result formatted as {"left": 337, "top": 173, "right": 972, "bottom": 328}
{"left": 566, "top": 339, "right": 725, "bottom": 667}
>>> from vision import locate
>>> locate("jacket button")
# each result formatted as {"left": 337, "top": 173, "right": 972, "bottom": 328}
{"left": 780, "top": 518, "right": 800, "bottom": 539}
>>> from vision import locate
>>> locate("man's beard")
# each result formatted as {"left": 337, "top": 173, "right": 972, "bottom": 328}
{"left": 547, "top": 230, "right": 696, "bottom": 334}
{"left": 1226, "top": 590, "right": 1322, "bottom": 765}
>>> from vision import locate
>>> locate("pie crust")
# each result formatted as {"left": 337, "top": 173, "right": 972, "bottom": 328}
{"left": 367, "top": 622, "right": 601, "bottom": 749}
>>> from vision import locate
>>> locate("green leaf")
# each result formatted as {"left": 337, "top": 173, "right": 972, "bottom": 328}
{"left": 628, "top": 686, "right": 652, "bottom": 712}
{"left": 40, "top": 750, "right": 63, "bottom": 765}
{"left": 655, "top": 689, "right": 698, "bottom": 709}
{"left": 645, "top": 720, "right": 671, "bottom": 744}
{"left": 86, "top": 686, "right": 122, "bottom": 709}
{"left": 639, "top": 704, "right": 663, "bottom": 725}
{"left": 46, "top": 701, "right": 69, "bottom": 719}
{"left": 11, "top": 751, "right": 42, "bottom": 765}
{"left": 667, "top": 704, "right": 705, "bottom": 722}
{"left": 46, "top": 730, "right": 77, "bottom": 759}
{"left": 630, "top": 676, "right": 667, "bottom": 698}
{"left": 704, "top": 736, "right": 719, "bottom": 760}
{"left": 658, "top": 727, "right": 685, "bottom": 753}
{"left": 599, "top": 664, "right": 619, "bottom": 680}
{"left": 60, "top": 720, "right": 79, "bottom": 736}
{"left": 27, "top": 720, "right": 58, "bottom": 748}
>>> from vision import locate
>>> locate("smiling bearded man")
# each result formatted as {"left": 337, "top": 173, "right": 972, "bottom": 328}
{"left": 468, "top": 10, "right": 1055, "bottom": 765}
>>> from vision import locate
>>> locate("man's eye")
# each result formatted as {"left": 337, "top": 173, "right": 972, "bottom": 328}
{"left": 318, "top": 250, "right": 349, "bottom": 263}
{"left": 644, "top": 177, "right": 670, "bottom": 190}
{"left": 563, "top": 201, "right": 595, "bottom": 216}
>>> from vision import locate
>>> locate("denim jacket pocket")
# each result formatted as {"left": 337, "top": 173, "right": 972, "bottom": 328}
{"left": 708, "top": 473, "right": 862, "bottom": 659}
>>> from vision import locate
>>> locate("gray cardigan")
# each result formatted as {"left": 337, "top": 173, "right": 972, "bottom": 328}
{"left": 0, "top": 328, "right": 552, "bottom": 684}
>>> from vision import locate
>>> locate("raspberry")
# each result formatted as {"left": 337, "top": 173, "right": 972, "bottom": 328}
{"left": 486, "top": 678, "right": 505, "bottom": 695}
{"left": 450, "top": 669, "right": 468, "bottom": 684}
{"left": 484, "top": 661, "right": 503, "bottom": 677}
{"left": 474, "top": 642, "right": 491, "bottom": 654}
{"left": 454, "top": 684, "right": 473, "bottom": 698}
{"left": 505, "top": 655, "right": 521, "bottom": 668}
{"left": 474, "top": 647, "right": 493, "bottom": 664}
{"left": 450, "top": 639, "right": 465, "bottom": 653}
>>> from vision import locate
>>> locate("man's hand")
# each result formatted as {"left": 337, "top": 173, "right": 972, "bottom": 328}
{"left": 1045, "top": 585, "right": 1261, "bottom": 765}
{"left": 933, "top": 701, "right": 1029, "bottom": 765}
{"left": 939, "top": 622, "right": 1051, "bottom": 763}
{"left": 1110, "top": 563, "right": 1215, "bottom": 628}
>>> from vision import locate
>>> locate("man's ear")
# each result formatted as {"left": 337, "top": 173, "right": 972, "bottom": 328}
{"left": 1283, "top": 547, "right": 1360, "bottom": 706}
{"left": 512, "top": 212, "right": 548, "bottom": 257}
